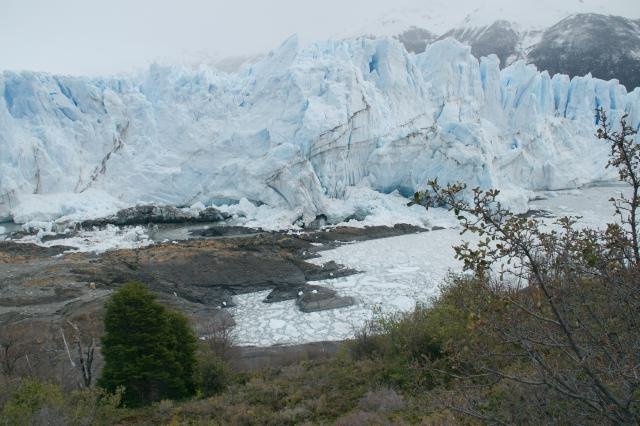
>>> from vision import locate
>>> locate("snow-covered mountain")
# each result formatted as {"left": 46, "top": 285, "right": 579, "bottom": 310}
{"left": 438, "top": 20, "right": 524, "bottom": 67}
{"left": 346, "top": 0, "right": 636, "bottom": 40}
{"left": 349, "top": 2, "right": 640, "bottom": 90}
{"left": 529, "top": 14, "right": 640, "bottom": 91}
{"left": 383, "top": 14, "right": 640, "bottom": 90}
{"left": 433, "top": 14, "right": 640, "bottom": 90}
{"left": 1, "top": 36, "right": 639, "bottom": 225}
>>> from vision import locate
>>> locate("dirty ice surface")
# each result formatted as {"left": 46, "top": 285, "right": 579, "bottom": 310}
{"left": 14, "top": 225, "right": 153, "bottom": 254}
{"left": 230, "top": 184, "right": 627, "bottom": 346}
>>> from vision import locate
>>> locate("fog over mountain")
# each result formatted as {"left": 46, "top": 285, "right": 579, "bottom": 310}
{"left": 1, "top": 0, "right": 638, "bottom": 76}
{"left": 349, "top": 2, "right": 640, "bottom": 90}
{"left": 387, "top": 12, "right": 640, "bottom": 90}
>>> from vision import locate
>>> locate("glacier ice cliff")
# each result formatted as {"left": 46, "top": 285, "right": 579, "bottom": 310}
{"left": 1, "top": 36, "right": 639, "bottom": 223}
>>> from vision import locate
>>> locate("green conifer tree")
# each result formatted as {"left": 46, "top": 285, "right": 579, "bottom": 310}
{"left": 98, "top": 282, "right": 197, "bottom": 407}
{"left": 166, "top": 310, "right": 198, "bottom": 396}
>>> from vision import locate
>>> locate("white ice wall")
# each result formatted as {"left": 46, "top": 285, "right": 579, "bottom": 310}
{"left": 1, "top": 37, "right": 638, "bottom": 222}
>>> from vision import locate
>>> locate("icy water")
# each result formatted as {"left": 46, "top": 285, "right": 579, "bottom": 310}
{"left": 0, "top": 221, "right": 22, "bottom": 236}
{"left": 230, "top": 184, "right": 629, "bottom": 346}
{"left": 146, "top": 223, "right": 264, "bottom": 243}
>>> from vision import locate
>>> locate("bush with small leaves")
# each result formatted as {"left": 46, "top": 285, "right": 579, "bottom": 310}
{"left": 1, "top": 379, "right": 63, "bottom": 425}
{"left": 411, "top": 111, "right": 640, "bottom": 424}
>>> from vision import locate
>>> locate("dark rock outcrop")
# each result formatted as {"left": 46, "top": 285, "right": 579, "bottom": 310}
{"left": 439, "top": 20, "right": 521, "bottom": 67}
{"left": 298, "top": 260, "right": 358, "bottom": 281}
{"left": 188, "top": 226, "right": 261, "bottom": 238}
{"left": 264, "top": 284, "right": 356, "bottom": 313}
{"left": 264, "top": 284, "right": 328, "bottom": 304}
{"left": 82, "top": 205, "right": 231, "bottom": 228}
{"left": 302, "top": 224, "right": 424, "bottom": 245}
{"left": 296, "top": 286, "right": 355, "bottom": 313}
{"left": 0, "top": 241, "right": 73, "bottom": 260}
{"left": 395, "top": 27, "right": 437, "bottom": 54}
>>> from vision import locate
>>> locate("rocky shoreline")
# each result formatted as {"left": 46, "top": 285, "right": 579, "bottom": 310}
{"left": 0, "top": 223, "right": 425, "bottom": 381}
{"left": 0, "top": 223, "right": 425, "bottom": 315}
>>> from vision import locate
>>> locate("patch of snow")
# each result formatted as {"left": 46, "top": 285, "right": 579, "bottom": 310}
{"left": 217, "top": 198, "right": 304, "bottom": 231}
{"left": 15, "top": 225, "right": 152, "bottom": 254}
{"left": 325, "top": 187, "right": 436, "bottom": 228}
{"left": 214, "top": 188, "right": 458, "bottom": 231}
{"left": 343, "top": 3, "right": 459, "bottom": 38}
{"left": 11, "top": 189, "right": 127, "bottom": 225}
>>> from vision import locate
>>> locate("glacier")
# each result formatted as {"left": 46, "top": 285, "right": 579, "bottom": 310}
{"left": 1, "top": 36, "right": 639, "bottom": 225}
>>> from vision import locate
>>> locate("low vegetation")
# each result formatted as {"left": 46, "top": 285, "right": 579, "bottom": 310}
{"left": 0, "top": 110, "right": 638, "bottom": 424}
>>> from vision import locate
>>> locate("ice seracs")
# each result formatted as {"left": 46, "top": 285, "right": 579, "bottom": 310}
{"left": 1, "top": 37, "right": 638, "bottom": 226}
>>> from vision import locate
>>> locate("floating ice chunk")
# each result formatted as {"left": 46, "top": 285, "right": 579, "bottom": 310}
{"left": 269, "top": 319, "right": 287, "bottom": 330}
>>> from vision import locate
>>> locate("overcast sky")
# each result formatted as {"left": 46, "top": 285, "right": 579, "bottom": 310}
{"left": 1, "top": 0, "right": 639, "bottom": 76}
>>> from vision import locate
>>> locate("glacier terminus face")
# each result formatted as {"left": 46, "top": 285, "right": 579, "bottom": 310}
{"left": 1, "top": 36, "right": 639, "bottom": 225}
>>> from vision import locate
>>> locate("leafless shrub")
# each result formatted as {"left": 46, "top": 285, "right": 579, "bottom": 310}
{"left": 201, "top": 316, "right": 236, "bottom": 361}
{"left": 335, "top": 410, "right": 398, "bottom": 426}
{"left": 60, "top": 321, "right": 96, "bottom": 388}
{"left": 350, "top": 309, "right": 386, "bottom": 359}
{"left": 275, "top": 405, "right": 311, "bottom": 423}
{"left": 196, "top": 317, "right": 236, "bottom": 397}
{"left": 358, "top": 388, "right": 406, "bottom": 412}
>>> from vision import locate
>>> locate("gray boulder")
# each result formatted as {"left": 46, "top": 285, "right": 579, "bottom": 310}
{"left": 264, "top": 284, "right": 356, "bottom": 312}
{"left": 296, "top": 286, "right": 355, "bottom": 313}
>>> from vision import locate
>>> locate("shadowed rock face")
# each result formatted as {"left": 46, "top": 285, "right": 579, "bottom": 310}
{"left": 396, "top": 27, "right": 437, "bottom": 54}
{"left": 529, "top": 14, "right": 640, "bottom": 90}
{"left": 439, "top": 20, "right": 521, "bottom": 67}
